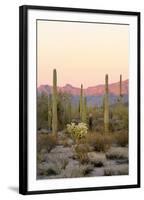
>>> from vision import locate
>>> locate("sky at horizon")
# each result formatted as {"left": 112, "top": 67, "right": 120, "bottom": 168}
{"left": 37, "top": 20, "right": 129, "bottom": 88}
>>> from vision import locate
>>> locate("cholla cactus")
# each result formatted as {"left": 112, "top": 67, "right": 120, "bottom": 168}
{"left": 52, "top": 69, "right": 58, "bottom": 136}
{"left": 67, "top": 122, "right": 88, "bottom": 141}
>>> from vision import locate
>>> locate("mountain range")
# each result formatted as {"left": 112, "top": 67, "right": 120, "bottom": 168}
{"left": 38, "top": 79, "right": 128, "bottom": 96}
{"left": 37, "top": 79, "right": 128, "bottom": 107}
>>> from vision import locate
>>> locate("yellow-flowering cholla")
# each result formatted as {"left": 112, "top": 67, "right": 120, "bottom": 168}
{"left": 67, "top": 122, "right": 88, "bottom": 140}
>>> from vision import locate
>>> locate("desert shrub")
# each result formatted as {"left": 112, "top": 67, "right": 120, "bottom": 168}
{"left": 60, "top": 137, "right": 73, "bottom": 147}
{"left": 74, "top": 143, "right": 91, "bottom": 164}
{"left": 83, "top": 164, "right": 94, "bottom": 175}
{"left": 37, "top": 134, "right": 57, "bottom": 153}
{"left": 66, "top": 122, "right": 88, "bottom": 141}
{"left": 106, "top": 147, "right": 128, "bottom": 160}
{"left": 114, "top": 131, "right": 128, "bottom": 147}
{"left": 87, "top": 152, "right": 106, "bottom": 167}
{"left": 37, "top": 162, "right": 60, "bottom": 176}
{"left": 45, "top": 168, "right": 58, "bottom": 176}
{"left": 49, "top": 155, "right": 68, "bottom": 168}
{"left": 93, "top": 118, "right": 104, "bottom": 133}
{"left": 64, "top": 166, "right": 84, "bottom": 177}
{"left": 37, "top": 153, "right": 69, "bottom": 177}
{"left": 37, "top": 152, "right": 46, "bottom": 163}
{"left": 86, "top": 133, "right": 113, "bottom": 152}
{"left": 104, "top": 164, "right": 128, "bottom": 176}
{"left": 58, "top": 132, "right": 74, "bottom": 147}
{"left": 111, "top": 104, "right": 128, "bottom": 131}
{"left": 37, "top": 93, "right": 48, "bottom": 130}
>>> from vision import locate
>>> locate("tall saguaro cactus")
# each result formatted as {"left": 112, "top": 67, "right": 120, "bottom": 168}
{"left": 67, "top": 101, "right": 72, "bottom": 123}
{"left": 79, "top": 84, "right": 87, "bottom": 123}
{"left": 119, "top": 74, "right": 123, "bottom": 103}
{"left": 104, "top": 74, "right": 109, "bottom": 134}
{"left": 82, "top": 96, "right": 87, "bottom": 123}
{"left": 52, "top": 69, "right": 58, "bottom": 136}
{"left": 48, "top": 94, "right": 52, "bottom": 130}
{"left": 80, "top": 84, "right": 83, "bottom": 121}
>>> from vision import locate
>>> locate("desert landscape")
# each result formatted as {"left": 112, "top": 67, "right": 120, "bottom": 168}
{"left": 37, "top": 69, "right": 128, "bottom": 179}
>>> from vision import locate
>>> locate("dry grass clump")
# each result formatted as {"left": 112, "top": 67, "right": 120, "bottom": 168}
{"left": 86, "top": 133, "right": 113, "bottom": 152}
{"left": 37, "top": 133, "right": 57, "bottom": 153}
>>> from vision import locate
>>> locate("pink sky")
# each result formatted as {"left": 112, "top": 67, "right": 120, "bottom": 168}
{"left": 37, "top": 20, "right": 129, "bottom": 88}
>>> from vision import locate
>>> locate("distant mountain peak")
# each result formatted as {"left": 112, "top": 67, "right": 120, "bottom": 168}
{"left": 64, "top": 84, "right": 73, "bottom": 88}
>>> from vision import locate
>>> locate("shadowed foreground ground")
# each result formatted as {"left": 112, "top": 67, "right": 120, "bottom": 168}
{"left": 37, "top": 131, "right": 128, "bottom": 179}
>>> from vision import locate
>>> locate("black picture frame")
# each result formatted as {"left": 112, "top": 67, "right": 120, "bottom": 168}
{"left": 19, "top": 5, "right": 141, "bottom": 195}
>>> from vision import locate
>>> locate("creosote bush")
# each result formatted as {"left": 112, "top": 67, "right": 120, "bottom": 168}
{"left": 114, "top": 131, "right": 128, "bottom": 147}
{"left": 37, "top": 133, "right": 57, "bottom": 153}
{"left": 86, "top": 133, "right": 113, "bottom": 152}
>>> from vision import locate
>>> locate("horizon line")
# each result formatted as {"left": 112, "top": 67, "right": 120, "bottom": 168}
{"left": 37, "top": 78, "right": 129, "bottom": 88}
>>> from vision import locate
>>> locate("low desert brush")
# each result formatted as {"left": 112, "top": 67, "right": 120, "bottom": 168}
{"left": 86, "top": 133, "right": 113, "bottom": 152}
{"left": 37, "top": 133, "right": 57, "bottom": 153}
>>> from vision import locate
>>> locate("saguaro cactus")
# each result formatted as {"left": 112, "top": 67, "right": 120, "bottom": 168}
{"left": 67, "top": 101, "right": 72, "bottom": 123}
{"left": 79, "top": 84, "right": 87, "bottom": 123}
{"left": 48, "top": 94, "right": 52, "bottom": 131}
{"left": 80, "top": 84, "right": 83, "bottom": 121}
{"left": 104, "top": 74, "right": 109, "bottom": 134}
{"left": 52, "top": 69, "right": 58, "bottom": 136}
{"left": 119, "top": 74, "right": 123, "bottom": 103}
{"left": 82, "top": 96, "right": 87, "bottom": 123}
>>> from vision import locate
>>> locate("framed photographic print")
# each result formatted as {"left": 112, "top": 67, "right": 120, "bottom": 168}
{"left": 19, "top": 5, "right": 140, "bottom": 195}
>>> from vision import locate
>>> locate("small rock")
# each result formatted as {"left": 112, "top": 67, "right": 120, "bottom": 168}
{"left": 60, "top": 162, "right": 93, "bottom": 178}
{"left": 88, "top": 168, "right": 104, "bottom": 177}
{"left": 50, "top": 145, "right": 74, "bottom": 159}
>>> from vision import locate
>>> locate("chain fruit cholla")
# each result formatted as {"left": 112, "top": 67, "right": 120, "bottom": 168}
{"left": 67, "top": 122, "right": 88, "bottom": 140}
